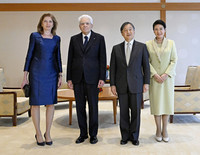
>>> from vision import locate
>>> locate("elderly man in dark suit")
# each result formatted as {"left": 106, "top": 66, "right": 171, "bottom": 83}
{"left": 67, "top": 14, "right": 106, "bottom": 144}
{"left": 110, "top": 22, "right": 150, "bottom": 145}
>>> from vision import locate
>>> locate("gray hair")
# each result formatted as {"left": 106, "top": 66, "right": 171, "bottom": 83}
{"left": 78, "top": 14, "right": 93, "bottom": 24}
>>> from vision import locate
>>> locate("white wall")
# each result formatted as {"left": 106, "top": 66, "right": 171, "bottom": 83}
{"left": 167, "top": 11, "right": 200, "bottom": 85}
{"left": 0, "top": 10, "right": 200, "bottom": 86}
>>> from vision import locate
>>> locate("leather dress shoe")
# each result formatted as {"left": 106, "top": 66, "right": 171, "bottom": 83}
{"left": 75, "top": 136, "right": 88, "bottom": 144}
{"left": 90, "top": 136, "right": 98, "bottom": 144}
{"left": 120, "top": 140, "right": 128, "bottom": 145}
{"left": 132, "top": 140, "right": 139, "bottom": 146}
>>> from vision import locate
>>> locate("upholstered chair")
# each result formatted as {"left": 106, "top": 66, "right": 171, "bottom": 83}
{"left": 170, "top": 66, "right": 200, "bottom": 123}
{"left": 185, "top": 66, "right": 197, "bottom": 86}
{"left": 0, "top": 68, "right": 31, "bottom": 126}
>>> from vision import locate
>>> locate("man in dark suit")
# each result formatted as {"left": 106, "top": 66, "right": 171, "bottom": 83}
{"left": 67, "top": 15, "right": 106, "bottom": 144}
{"left": 110, "top": 22, "right": 150, "bottom": 145}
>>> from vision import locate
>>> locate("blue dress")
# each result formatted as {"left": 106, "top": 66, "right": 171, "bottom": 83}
{"left": 24, "top": 32, "right": 62, "bottom": 106}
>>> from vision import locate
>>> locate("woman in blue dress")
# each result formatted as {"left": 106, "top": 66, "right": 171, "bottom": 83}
{"left": 21, "top": 13, "right": 62, "bottom": 146}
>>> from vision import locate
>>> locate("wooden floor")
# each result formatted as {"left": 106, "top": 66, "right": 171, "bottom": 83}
{"left": 0, "top": 101, "right": 200, "bottom": 155}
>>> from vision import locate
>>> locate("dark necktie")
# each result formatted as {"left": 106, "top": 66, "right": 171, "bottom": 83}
{"left": 83, "top": 36, "right": 88, "bottom": 49}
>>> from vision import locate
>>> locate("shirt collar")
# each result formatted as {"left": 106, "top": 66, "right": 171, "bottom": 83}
{"left": 125, "top": 39, "right": 134, "bottom": 46}
{"left": 82, "top": 31, "right": 91, "bottom": 40}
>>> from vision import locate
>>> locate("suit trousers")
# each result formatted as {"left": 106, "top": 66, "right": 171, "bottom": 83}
{"left": 118, "top": 92, "right": 142, "bottom": 141}
{"left": 74, "top": 79, "right": 99, "bottom": 137}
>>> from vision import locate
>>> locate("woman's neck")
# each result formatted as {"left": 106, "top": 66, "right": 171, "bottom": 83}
{"left": 156, "top": 37, "right": 164, "bottom": 44}
{"left": 42, "top": 30, "right": 53, "bottom": 38}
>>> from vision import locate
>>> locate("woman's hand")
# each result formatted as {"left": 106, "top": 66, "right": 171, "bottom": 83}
{"left": 21, "top": 71, "right": 29, "bottom": 89}
{"left": 153, "top": 74, "right": 164, "bottom": 83}
{"left": 58, "top": 76, "right": 62, "bottom": 88}
{"left": 161, "top": 73, "right": 168, "bottom": 81}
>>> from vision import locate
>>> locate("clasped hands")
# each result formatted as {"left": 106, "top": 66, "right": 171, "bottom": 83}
{"left": 153, "top": 73, "right": 168, "bottom": 83}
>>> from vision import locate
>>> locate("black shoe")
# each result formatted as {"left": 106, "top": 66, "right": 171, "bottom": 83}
{"left": 90, "top": 136, "right": 98, "bottom": 144}
{"left": 35, "top": 135, "right": 45, "bottom": 146}
{"left": 120, "top": 140, "right": 128, "bottom": 145}
{"left": 75, "top": 136, "right": 88, "bottom": 144}
{"left": 44, "top": 133, "right": 53, "bottom": 145}
{"left": 132, "top": 140, "right": 139, "bottom": 146}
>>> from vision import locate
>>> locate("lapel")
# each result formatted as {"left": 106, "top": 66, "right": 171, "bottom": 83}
{"left": 119, "top": 42, "right": 127, "bottom": 66}
{"left": 77, "top": 33, "right": 84, "bottom": 52}
{"left": 84, "top": 31, "right": 96, "bottom": 54}
{"left": 128, "top": 40, "right": 137, "bottom": 66}
{"left": 152, "top": 37, "right": 168, "bottom": 62}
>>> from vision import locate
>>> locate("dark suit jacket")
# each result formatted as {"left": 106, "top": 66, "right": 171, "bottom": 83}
{"left": 67, "top": 31, "right": 106, "bottom": 84}
{"left": 110, "top": 40, "right": 150, "bottom": 94}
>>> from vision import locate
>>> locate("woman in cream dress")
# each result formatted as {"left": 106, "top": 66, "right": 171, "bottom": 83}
{"left": 146, "top": 20, "right": 177, "bottom": 142}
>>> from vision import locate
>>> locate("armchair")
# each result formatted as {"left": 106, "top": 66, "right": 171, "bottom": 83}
{"left": 0, "top": 68, "right": 31, "bottom": 126}
{"left": 170, "top": 66, "right": 200, "bottom": 123}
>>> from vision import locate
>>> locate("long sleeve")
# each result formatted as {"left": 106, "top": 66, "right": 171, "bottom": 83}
{"left": 110, "top": 46, "right": 116, "bottom": 86}
{"left": 56, "top": 36, "right": 62, "bottom": 73}
{"left": 142, "top": 45, "right": 150, "bottom": 84}
{"left": 24, "top": 33, "right": 35, "bottom": 71}
{"left": 165, "top": 40, "right": 178, "bottom": 77}
{"left": 99, "top": 36, "right": 107, "bottom": 81}
{"left": 67, "top": 37, "right": 73, "bottom": 81}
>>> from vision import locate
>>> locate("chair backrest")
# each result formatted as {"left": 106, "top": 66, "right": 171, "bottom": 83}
{"left": 0, "top": 68, "right": 6, "bottom": 92}
{"left": 190, "top": 66, "right": 200, "bottom": 89}
{"left": 185, "top": 66, "right": 197, "bottom": 85}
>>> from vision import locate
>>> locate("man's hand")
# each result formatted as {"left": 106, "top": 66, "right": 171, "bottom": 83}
{"left": 143, "top": 84, "right": 149, "bottom": 93}
{"left": 67, "top": 80, "right": 73, "bottom": 89}
{"left": 98, "top": 80, "right": 105, "bottom": 88}
{"left": 111, "top": 85, "right": 117, "bottom": 96}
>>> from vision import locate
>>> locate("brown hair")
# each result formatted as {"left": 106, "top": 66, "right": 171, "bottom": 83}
{"left": 37, "top": 13, "right": 58, "bottom": 36}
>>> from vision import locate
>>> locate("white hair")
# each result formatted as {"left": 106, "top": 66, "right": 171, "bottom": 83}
{"left": 78, "top": 14, "right": 93, "bottom": 24}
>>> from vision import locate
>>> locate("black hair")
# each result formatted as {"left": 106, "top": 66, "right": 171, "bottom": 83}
{"left": 120, "top": 22, "right": 135, "bottom": 32}
{"left": 153, "top": 19, "right": 166, "bottom": 30}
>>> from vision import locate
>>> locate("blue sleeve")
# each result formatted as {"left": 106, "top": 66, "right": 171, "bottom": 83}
{"left": 23, "top": 33, "right": 35, "bottom": 71}
{"left": 56, "top": 36, "right": 62, "bottom": 73}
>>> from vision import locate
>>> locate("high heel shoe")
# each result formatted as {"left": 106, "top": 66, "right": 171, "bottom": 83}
{"left": 162, "top": 136, "right": 169, "bottom": 142}
{"left": 155, "top": 135, "right": 162, "bottom": 142}
{"left": 35, "top": 135, "right": 45, "bottom": 146}
{"left": 44, "top": 133, "right": 53, "bottom": 145}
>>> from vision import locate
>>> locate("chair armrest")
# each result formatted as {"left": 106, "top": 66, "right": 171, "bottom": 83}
{"left": 175, "top": 85, "right": 190, "bottom": 87}
{"left": 3, "top": 87, "right": 25, "bottom": 97}
{"left": 175, "top": 88, "right": 200, "bottom": 92}
{"left": 0, "top": 92, "right": 17, "bottom": 115}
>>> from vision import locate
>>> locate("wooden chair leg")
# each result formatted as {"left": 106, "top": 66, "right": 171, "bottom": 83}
{"left": 170, "top": 115, "right": 173, "bottom": 123}
{"left": 69, "top": 100, "right": 72, "bottom": 125}
{"left": 113, "top": 99, "right": 117, "bottom": 124}
{"left": 28, "top": 109, "right": 31, "bottom": 117}
{"left": 141, "top": 96, "right": 144, "bottom": 109}
{"left": 12, "top": 115, "right": 17, "bottom": 126}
